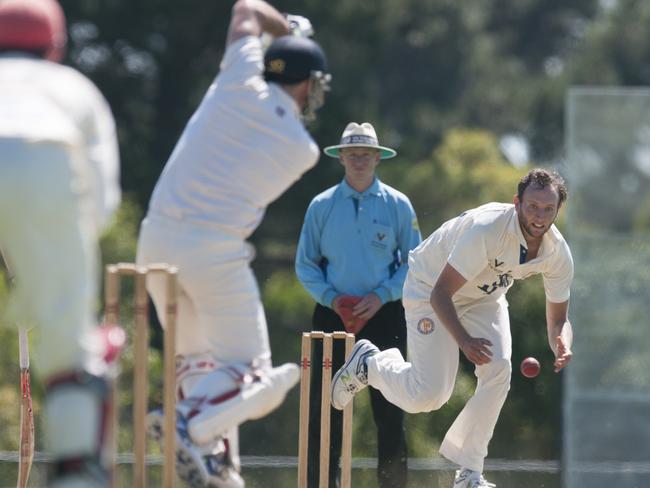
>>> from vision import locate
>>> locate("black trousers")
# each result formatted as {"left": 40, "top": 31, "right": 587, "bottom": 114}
{"left": 307, "top": 300, "right": 408, "bottom": 488}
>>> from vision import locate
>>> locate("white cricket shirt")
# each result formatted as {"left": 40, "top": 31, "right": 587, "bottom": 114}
{"left": 148, "top": 36, "right": 320, "bottom": 238}
{"left": 0, "top": 53, "right": 120, "bottom": 229}
{"left": 406, "top": 202, "right": 573, "bottom": 309}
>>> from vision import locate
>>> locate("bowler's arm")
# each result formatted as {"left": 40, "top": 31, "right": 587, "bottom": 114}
{"left": 430, "top": 263, "right": 493, "bottom": 365}
{"left": 546, "top": 299, "right": 573, "bottom": 372}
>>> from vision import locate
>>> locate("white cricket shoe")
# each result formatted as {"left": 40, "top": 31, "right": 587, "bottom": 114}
{"left": 453, "top": 468, "right": 496, "bottom": 488}
{"left": 146, "top": 409, "right": 244, "bottom": 488}
{"left": 330, "top": 339, "right": 379, "bottom": 410}
{"left": 204, "top": 447, "right": 245, "bottom": 488}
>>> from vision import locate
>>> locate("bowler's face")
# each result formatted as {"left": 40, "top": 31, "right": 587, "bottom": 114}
{"left": 514, "top": 184, "right": 561, "bottom": 241}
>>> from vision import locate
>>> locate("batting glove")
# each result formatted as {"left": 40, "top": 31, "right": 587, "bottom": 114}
{"left": 286, "top": 14, "right": 314, "bottom": 38}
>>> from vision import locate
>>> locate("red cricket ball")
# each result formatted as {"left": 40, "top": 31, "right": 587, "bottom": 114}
{"left": 520, "top": 357, "right": 540, "bottom": 378}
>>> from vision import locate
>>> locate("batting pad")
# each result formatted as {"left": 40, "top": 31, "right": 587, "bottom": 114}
{"left": 188, "top": 363, "right": 299, "bottom": 445}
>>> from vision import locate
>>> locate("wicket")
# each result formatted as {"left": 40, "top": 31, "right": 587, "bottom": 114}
{"left": 298, "top": 331, "right": 355, "bottom": 488}
{"left": 103, "top": 262, "right": 178, "bottom": 488}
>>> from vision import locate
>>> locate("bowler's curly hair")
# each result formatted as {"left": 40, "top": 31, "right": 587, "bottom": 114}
{"left": 517, "top": 168, "right": 567, "bottom": 205}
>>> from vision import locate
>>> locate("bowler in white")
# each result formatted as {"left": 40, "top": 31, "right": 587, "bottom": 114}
{"left": 331, "top": 168, "right": 574, "bottom": 488}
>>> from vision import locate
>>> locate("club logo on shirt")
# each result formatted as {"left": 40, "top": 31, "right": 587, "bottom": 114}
{"left": 275, "top": 106, "right": 286, "bottom": 117}
{"left": 417, "top": 317, "right": 435, "bottom": 335}
{"left": 371, "top": 233, "right": 388, "bottom": 250}
{"left": 477, "top": 272, "right": 513, "bottom": 295}
{"left": 476, "top": 257, "right": 514, "bottom": 295}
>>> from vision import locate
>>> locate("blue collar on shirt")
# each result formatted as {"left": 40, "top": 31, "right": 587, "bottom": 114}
{"left": 340, "top": 177, "right": 382, "bottom": 199}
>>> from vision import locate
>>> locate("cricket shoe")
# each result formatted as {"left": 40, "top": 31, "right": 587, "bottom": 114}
{"left": 147, "top": 409, "right": 205, "bottom": 486}
{"left": 146, "top": 409, "right": 244, "bottom": 488}
{"left": 453, "top": 468, "right": 496, "bottom": 488}
{"left": 204, "top": 443, "right": 245, "bottom": 488}
{"left": 330, "top": 339, "right": 379, "bottom": 410}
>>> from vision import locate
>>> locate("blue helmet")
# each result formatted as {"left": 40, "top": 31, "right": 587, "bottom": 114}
{"left": 264, "top": 35, "right": 328, "bottom": 84}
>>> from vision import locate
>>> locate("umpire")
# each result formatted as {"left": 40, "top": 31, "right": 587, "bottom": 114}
{"left": 295, "top": 122, "right": 421, "bottom": 487}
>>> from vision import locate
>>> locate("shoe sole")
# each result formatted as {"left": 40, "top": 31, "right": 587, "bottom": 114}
{"left": 330, "top": 339, "right": 371, "bottom": 411}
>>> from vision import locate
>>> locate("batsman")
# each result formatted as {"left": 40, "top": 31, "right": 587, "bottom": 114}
{"left": 136, "top": 0, "right": 331, "bottom": 486}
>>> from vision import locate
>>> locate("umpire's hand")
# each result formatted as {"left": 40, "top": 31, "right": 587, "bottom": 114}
{"left": 352, "top": 293, "right": 382, "bottom": 321}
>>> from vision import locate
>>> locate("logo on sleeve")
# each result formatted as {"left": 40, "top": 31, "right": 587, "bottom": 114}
{"left": 417, "top": 317, "right": 435, "bottom": 335}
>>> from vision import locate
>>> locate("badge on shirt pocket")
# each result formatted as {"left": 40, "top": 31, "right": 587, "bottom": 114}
{"left": 370, "top": 222, "right": 394, "bottom": 251}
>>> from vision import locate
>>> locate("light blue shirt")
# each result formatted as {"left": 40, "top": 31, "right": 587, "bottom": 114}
{"left": 295, "top": 178, "right": 422, "bottom": 307}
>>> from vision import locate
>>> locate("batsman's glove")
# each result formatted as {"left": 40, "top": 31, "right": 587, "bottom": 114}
{"left": 260, "top": 13, "right": 313, "bottom": 51}
{"left": 285, "top": 14, "right": 314, "bottom": 38}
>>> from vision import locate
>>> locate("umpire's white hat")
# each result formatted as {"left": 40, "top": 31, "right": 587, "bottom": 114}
{"left": 324, "top": 122, "right": 397, "bottom": 159}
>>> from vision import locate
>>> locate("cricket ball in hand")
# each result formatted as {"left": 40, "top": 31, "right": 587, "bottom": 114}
{"left": 520, "top": 357, "right": 540, "bottom": 378}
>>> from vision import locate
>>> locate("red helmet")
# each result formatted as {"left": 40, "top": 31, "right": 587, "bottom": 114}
{"left": 0, "top": 0, "right": 66, "bottom": 62}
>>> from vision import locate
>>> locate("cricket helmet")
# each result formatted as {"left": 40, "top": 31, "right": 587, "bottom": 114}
{"left": 0, "top": 0, "right": 66, "bottom": 62}
{"left": 264, "top": 35, "right": 331, "bottom": 123}
{"left": 263, "top": 35, "right": 328, "bottom": 84}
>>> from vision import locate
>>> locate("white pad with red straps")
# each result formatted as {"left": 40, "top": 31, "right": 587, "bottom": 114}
{"left": 179, "top": 363, "right": 299, "bottom": 446}
{"left": 175, "top": 352, "right": 220, "bottom": 400}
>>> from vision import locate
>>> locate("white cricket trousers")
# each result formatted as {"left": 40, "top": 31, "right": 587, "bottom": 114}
{"left": 367, "top": 282, "right": 512, "bottom": 473}
{"left": 0, "top": 139, "right": 99, "bottom": 376}
{"left": 137, "top": 214, "right": 276, "bottom": 465}
{"left": 136, "top": 213, "right": 271, "bottom": 365}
